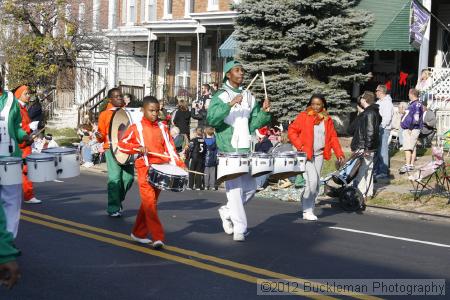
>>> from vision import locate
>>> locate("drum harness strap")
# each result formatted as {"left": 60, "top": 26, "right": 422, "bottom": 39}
{"left": 135, "top": 121, "right": 149, "bottom": 167}
{"left": 158, "top": 122, "right": 178, "bottom": 166}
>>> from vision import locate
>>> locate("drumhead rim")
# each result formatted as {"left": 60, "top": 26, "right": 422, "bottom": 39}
{"left": 218, "top": 152, "right": 250, "bottom": 158}
{"left": 109, "top": 108, "right": 139, "bottom": 165}
{"left": 0, "top": 157, "right": 22, "bottom": 165}
{"left": 42, "top": 147, "right": 77, "bottom": 155}
{"left": 26, "top": 154, "right": 56, "bottom": 162}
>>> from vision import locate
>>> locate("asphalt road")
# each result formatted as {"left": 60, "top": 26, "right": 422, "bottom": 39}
{"left": 2, "top": 170, "right": 450, "bottom": 299}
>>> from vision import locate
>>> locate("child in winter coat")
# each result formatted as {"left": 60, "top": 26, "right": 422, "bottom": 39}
{"left": 187, "top": 127, "right": 207, "bottom": 190}
{"left": 204, "top": 127, "right": 218, "bottom": 190}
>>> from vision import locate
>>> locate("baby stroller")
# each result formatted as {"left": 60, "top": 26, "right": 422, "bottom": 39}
{"left": 321, "top": 152, "right": 366, "bottom": 211}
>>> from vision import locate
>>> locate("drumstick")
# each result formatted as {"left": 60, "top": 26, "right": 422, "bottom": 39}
{"left": 187, "top": 170, "right": 207, "bottom": 176}
{"left": 31, "top": 127, "right": 46, "bottom": 139}
{"left": 244, "top": 74, "right": 259, "bottom": 92}
{"left": 133, "top": 148, "right": 171, "bottom": 159}
{"left": 262, "top": 71, "right": 268, "bottom": 99}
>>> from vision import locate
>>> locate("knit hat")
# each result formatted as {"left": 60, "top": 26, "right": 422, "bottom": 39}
{"left": 255, "top": 126, "right": 269, "bottom": 138}
{"left": 223, "top": 60, "right": 243, "bottom": 83}
{"left": 14, "top": 85, "right": 28, "bottom": 99}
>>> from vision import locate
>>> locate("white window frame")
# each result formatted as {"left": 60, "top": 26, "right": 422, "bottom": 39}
{"left": 127, "top": 0, "right": 136, "bottom": 25}
{"left": 163, "top": 0, "right": 173, "bottom": 19}
{"left": 145, "top": 0, "right": 157, "bottom": 22}
{"left": 207, "top": 0, "right": 219, "bottom": 11}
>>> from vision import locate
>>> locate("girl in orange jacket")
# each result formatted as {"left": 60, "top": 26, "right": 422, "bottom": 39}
{"left": 288, "top": 94, "right": 344, "bottom": 221}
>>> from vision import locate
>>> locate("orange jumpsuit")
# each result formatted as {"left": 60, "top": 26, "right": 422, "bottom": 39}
{"left": 18, "top": 102, "right": 34, "bottom": 201}
{"left": 118, "top": 117, "right": 185, "bottom": 242}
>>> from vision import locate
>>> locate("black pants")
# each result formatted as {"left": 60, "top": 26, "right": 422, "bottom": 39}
{"left": 189, "top": 158, "right": 205, "bottom": 189}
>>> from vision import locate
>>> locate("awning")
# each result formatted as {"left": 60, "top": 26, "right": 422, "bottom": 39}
{"left": 358, "top": 0, "right": 416, "bottom": 51}
{"left": 219, "top": 34, "right": 237, "bottom": 58}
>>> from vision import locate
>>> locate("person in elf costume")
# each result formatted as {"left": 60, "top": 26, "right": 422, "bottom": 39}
{"left": 288, "top": 94, "right": 344, "bottom": 221}
{"left": 0, "top": 85, "right": 31, "bottom": 238}
{"left": 96, "top": 88, "right": 134, "bottom": 217}
{"left": 118, "top": 96, "right": 185, "bottom": 249}
{"left": 207, "top": 61, "right": 271, "bottom": 242}
{"left": 15, "top": 86, "right": 42, "bottom": 204}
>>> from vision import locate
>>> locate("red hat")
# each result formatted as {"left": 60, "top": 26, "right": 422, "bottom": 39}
{"left": 256, "top": 126, "right": 269, "bottom": 138}
{"left": 14, "top": 85, "right": 28, "bottom": 99}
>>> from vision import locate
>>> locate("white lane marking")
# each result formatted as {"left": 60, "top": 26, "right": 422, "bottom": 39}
{"left": 329, "top": 226, "right": 450, "bottom": 249}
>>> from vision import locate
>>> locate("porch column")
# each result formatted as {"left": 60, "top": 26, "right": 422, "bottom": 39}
{"left": 418, "top": 0, "right": 432, "bottom": 74}
{"left": 107, "top": 41, "right": 117, "bottom": 89}
{"left": 108, "top": 0, "right": 117, "bottom": 30}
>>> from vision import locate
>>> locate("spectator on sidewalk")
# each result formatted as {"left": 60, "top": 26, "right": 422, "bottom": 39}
{"left": 392, "top": 102, "right": 408, "bottom": 149}
{"left": 173, "top": 100, "right": 191, "bottom": 137}
{"left": 78, "top": 124, "right": 95, "bottom": 168}
{"left": 204, "top": 127, "right": 218, "bottom": 190}
{"left": 399, "top": 89, "right": 424, "bottom": 174}
{"left": 187, "top": 127, "right": 206, "bottom": 190}
{"left": 349, "top": 91, "right": 381, "bottom": 202}
{"left": 416, "top": 69, "right": 432, "bottom": 103}
{"left": 419, "top": 105, "right": 436, "bottom": 148}
{"left": 254, "top": 127, "right": 272, "bottom": 190}
{"left": 192, "top": 84, "right": 210, "bottom": 128}
{"left": 374, "top": 84, "right": 393, "bottom": 180}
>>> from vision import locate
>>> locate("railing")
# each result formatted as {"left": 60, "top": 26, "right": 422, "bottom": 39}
{"left": 119, "top": 83, "right": 145, "bottom": 102}
{"left": 159, "top": 85, "right": 198, "bottom": 106}
{"left": 41, "top": 89, "right": 56, "bottom": 121}
{"left": 364, "top": 72, "right": 417, "bottom": 102}
{"left": 77, "top": 86, "right": 106, "bottom": 125}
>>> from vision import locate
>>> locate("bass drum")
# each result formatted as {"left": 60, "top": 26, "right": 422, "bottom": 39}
{"left": 109, "top": 108, "right": 143, "bottom": 165}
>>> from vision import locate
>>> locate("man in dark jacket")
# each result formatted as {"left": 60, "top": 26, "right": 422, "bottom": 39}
{"left": 349, "top": 91, "right": 381, "bottom": 200}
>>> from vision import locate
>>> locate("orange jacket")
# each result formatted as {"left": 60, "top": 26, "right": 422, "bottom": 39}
{"left": 117, "top": 117, "right": 185, "bottom": 169}
{"left": 97, "top": 103, "right": 118, "bottom": 150}
{"left": 288, "top": 111, "right": 344, "bottom": 161}
{"left": 19, "top": 102, "right": 32, "bottom": 149}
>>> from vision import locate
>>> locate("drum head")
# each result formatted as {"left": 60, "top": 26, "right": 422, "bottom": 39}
{"left": 0, "top": 156, "right": 22, "bottom": 165}
{"left": 42, "top": 147, "right": 77, "bottom": 155}
{"left": 109, "top": 108, "right": 143, "bottom": 165}
{"left": 151, "top": 164, "right": 188, "bottom": 176}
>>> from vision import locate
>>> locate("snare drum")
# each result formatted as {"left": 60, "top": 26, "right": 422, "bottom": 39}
{"left": 0, "top": 157, "right": 22, "bottom": 185}
{"left": 250, "top": 152, "right": 273, "bottom": 177}
{"left": 148, "top": 164, "right": 188, "bottom": 192}
{"left": 270, "top": 151, "right": 302, "bottom": 180}
{"left": 42, "top": 147, "right": 80, "bottom": 179}
{"left": 26, "top": 153, "right": 57, "bottom": 182}
{"left": 217, "top": 152, "right": 250, "bottom": 184}
{"left": 109, "top": 108, "right": 143, "bottom": 165}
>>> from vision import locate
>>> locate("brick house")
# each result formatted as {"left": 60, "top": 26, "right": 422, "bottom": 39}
{"left": 76, "top": 0, "right": 238, "bottom": 106}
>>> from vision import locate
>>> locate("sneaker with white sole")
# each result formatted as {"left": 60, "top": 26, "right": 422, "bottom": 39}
{"left": 108, "top": 211, "right": 122, "bottom": 218}
{"left": 152, "top": 240, "right": 164, "bottom": 249}
{"left": 130, "top": 233, "right": 152, "bottom": 244}
{"left": 218, "top": 206, "right": 233, "bottom": 235}
{"left": 233, "top": 233, "right": 245, "bottom": 242}
{"left": 24, "top": 197, "right": 42, "bottom": 204}
{"left": 302, "top": 212, "right": 318, "bottom": 221}
{"left": 398, "top": 164, "right": 409, "bottom": 174}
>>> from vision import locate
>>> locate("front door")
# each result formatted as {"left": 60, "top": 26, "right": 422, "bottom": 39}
{"left": 175, "top": 52, "right": 191, "bottom": 99}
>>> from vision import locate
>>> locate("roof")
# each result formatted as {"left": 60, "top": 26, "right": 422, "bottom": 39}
{"left": 358, "top": 0, "right": 416, "bottom": 51}
{"left": 218, "top": 34, "right": 237, "bottom": 58}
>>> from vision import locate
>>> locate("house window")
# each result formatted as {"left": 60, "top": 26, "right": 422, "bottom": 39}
{"left": 207, "top": 0, "right": 219, "bottom": 11}
{"left": 128, "top": 0, "right": 136, "bottom": 24}
{"left": 164, "top": 0, "right": 173, "bottom": 19}
{"left": 185, "top": 0, "right": 195, "bottom": 17}
{"left": 145, "top": 0, "right": 156, "bottom": 22}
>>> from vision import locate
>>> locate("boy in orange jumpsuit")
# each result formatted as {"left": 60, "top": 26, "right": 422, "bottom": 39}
{"left": 15, "top": 86, "right": 41, "bottom": 204}
{"left": 118, "top": 96, "right": 185, "bottom": 249}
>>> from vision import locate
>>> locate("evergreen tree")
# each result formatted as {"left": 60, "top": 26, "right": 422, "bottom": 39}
{"left": 234, "top": 0, "right": 373, "bottom": 121}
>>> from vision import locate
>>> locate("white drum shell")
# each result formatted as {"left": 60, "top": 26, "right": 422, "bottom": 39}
{"left": 26, "top": 154, "right": 57, "bottom": 182}
{"left": 250, "top": 153, "right": 273, "bottom": 177}
{"left": 271, "top": 152, "right": 302, "bottom": 180}
{"left": 0, "top": 157, "right": 22, "bottom": 185}
{"left": 43, "top": 148, "right": 80, "bottom": 179}
{"left": 217, "top": 153, "right": 250, "bottom": 184}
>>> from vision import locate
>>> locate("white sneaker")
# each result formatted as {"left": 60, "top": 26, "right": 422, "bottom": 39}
{"left": 82, "top": 162, "right": 94, "bottom": 168}
{"left": 302, "top": 212, "right": 318, "bottom": 221}
{"left": 233, "top": 233, "right": 245, "bottom": 242}
{"left": 152, "top": 240, "right": 164, "bottom": 249}
{"left": 218, "top": 206, "right": 233, "bottom": 235}
{"left": 25, "top": 197, "right": 42, "bottom": 204}
{"left": 130, "top": 233, "right": 152, "bottom": 244}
